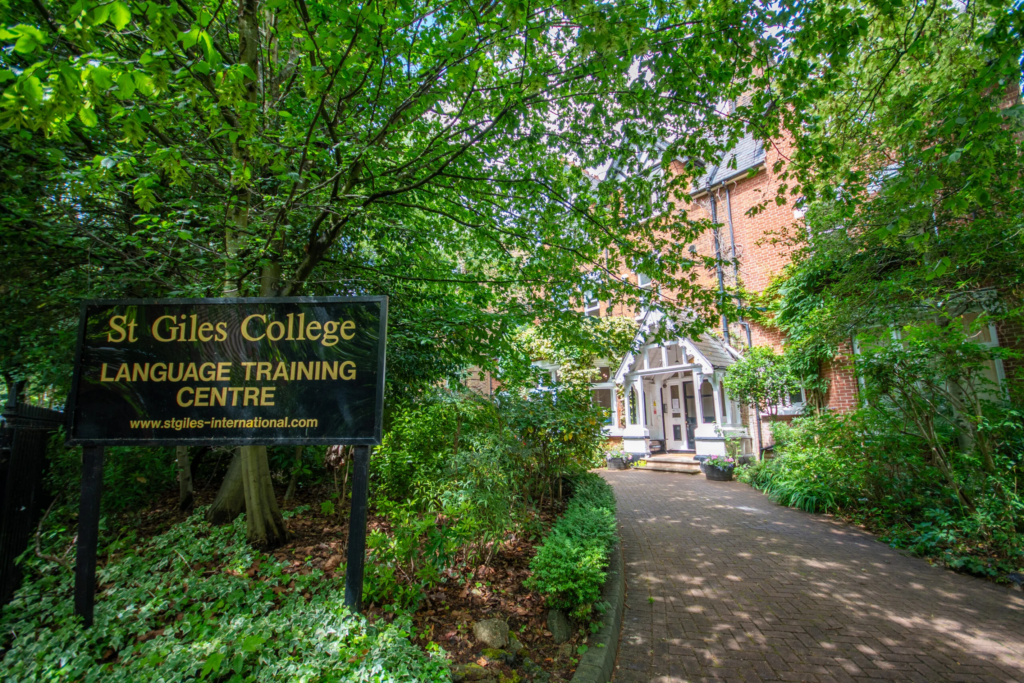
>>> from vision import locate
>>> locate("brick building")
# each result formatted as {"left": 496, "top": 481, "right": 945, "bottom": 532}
{"left": 585, "top": 119, "right": 1022, "bottom": 461}
{"left": 574, "top": 130, "right": 849, "bottom": 460}
{"left": 469, "top": 78, "right": 1022, "bottom": 462}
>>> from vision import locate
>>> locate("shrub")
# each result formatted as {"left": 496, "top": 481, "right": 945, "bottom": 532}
{"left": 0, "top": 509, "right": 450, "bottom": 683}
{"left": 740, "top": 409, "right": 1024, "bottom": 577}
{"left": 46, "top": 433, "right": 177, "bottom": 514}
{"left": 366, "top": 385, "right": 610, "bottom": 610}
{"left": 526, "top": 473, "right": 617, "bottom": 620}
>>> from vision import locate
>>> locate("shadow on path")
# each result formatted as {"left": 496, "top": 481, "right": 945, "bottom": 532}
{"left": 602, "top": 470, "right": 1024, "bottom": 683}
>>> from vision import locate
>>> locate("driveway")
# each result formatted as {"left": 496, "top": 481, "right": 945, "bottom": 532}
{"left": 602, "top": 469, "right": 1024, "bottom": 683}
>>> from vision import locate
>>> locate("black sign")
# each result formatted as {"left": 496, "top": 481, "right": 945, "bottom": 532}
{"left": 66, "top": 296, "right": 387, "bottom": 446}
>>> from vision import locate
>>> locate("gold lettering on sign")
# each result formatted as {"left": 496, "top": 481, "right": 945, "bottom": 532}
{"left": 241, "top": 314, "right": 266, "bottom": 341}
{"left": 152, "top": 315, "right": 178, "bottom": 342}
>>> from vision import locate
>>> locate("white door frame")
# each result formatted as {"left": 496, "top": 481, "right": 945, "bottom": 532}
{"left": 663, "top": 377, "right": 688, "bottom": 451}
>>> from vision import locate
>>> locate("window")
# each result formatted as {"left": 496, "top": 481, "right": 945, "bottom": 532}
{"left": 531, "top": 362, "right": 558, "bottom": 390}
{"left": 584, "top": 291, "right": 601, "bottom": 317}
{"left": 853, "top": 313, "right": 1005, "bottom": 403}
{"left": 636, "top": 272, "right": 652, "bottom": 288}
{"left": 961, "top": 312, "right": 1004, "bottom": 392}
{"left": 700, "top": 381, "right": 715, "bottom": 423}
{"left": 684, "top": 381, "right": 696, "bottom": 418}
{"left": 792, "top": 196, "right": 807, "bottom": 220}
{"left": 592, "top": 388, "right": 613, "bottom": 424}
{"left": 590, "top": 362, "right": 619, "bottom": 430}
{"left": 628, "top": 387, "right": 638, "bottom": 425}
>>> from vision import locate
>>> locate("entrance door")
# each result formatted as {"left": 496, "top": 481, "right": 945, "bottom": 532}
{"left": 683, "top": 381, "right": 697, "bottom": 447}
{"left": 665, "top": 382, "right": 687, "bottom": 450}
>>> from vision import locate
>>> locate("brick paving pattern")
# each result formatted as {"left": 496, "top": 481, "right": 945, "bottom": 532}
{"left": 602, "top": 470, "right": 1024, "bottom": 683}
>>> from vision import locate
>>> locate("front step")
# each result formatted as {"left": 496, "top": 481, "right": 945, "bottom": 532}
{"left": 636, "top": 455, "right": 702, "bottom": 475}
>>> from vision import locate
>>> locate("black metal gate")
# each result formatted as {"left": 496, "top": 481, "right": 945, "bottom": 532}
{"left": 0, "top": 399, "right": 64, "bottom": 605}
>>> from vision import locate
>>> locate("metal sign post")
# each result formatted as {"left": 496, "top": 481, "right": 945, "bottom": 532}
{"left": 74, "top": 445, "right": 104, "bottom": 627}
{"left": 343, "top": 444, "right": 371, "bottom": 612}
{"left": 66, "top": 296, "right": 387, "bottom": 625}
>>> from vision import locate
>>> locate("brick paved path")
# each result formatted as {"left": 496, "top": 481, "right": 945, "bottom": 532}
{"left": 602, "top": 470, "right": 1024, "bottom": 683}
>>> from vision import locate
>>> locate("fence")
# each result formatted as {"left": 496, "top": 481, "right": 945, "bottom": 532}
{"left": 0, "top": 400, "right": 64, "bottom": 605}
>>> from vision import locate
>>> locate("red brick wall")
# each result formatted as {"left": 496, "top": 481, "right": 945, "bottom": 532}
{"left": 996, "top": 319, "right": 1024, "bottom": 401}
{"left": 463, "top": 367, "right": 497, "bottom": 396}
{"left": 590, "top": 133, "right": 862, "bottom": 413}
{"left": 822, "top": 344, "right": 859, "bottom": 413}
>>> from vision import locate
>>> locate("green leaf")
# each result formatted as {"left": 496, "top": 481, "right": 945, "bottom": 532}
{"left": 20, "top": 76, "right": 43, "bottom": 106}
{"left": 89, "top": 66, "right": 113, "bottom": 90}
{"left": 13, "top": 34, "right": 39, "bottom": 55}
{"left": 133, "top": 72, "right": 154, "bottom": 97}
{"left": 240, "top": 635, "right": 265, "bottom": 653}
{"left": 198, "top": 31, "right": 217, "bottom": 64}
{"left": 180, "top": 27, "right": 200, "bottom": 49}
{"left": 110, "top": 2, "right": 132, "bottom": 30}
{"left": 89, "top": 3, "right": 111, "bottom": 26}
{"left": 200, "top": 652, "right": 225, "bottom": 678}
{"left": 0, "top": 70, "right": 14, "bottom": 83}
{"left": 926, "top": 256, "right": 950, "bottom": 280}
{"left": 78, "top": 108, "right": 98, "bottom": 127}
{"left": 117, "top": 71, "right": 136, "bottom": 99}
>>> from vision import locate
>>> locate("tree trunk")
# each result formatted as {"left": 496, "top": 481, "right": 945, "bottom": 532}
{"left": 283, "top": 446, "right": 304, "bottom": 501}
{"left": 341, "top": 454, "right": 350, "bottom": 508}
{"left": 240, "top": 445, "right": 288, "bottom": 547}
{"left": 176, "top": 446, "right": 194, "bottom": 511}
{"left": 204, "top": 0, "right": 288, "bottom": 548}
{"left": 207, "top": 449, "right": 246, "bottom": 525}
{"left": 190, "top": 446, "right": 211, "bottom": 483}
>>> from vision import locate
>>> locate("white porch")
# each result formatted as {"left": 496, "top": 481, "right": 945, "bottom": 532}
{"left": 612, "top": 315, "right": 751, "bottom": 459}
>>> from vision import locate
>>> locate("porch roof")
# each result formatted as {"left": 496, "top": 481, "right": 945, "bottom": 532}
{"left": 613, "top": 312, "right": 743, "bottom": 383}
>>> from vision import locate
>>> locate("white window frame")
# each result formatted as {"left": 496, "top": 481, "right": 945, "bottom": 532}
{"left": 583, "top": 291, "right": 601, "bottom": 317}
{"left": 531, "top": 361, "right": 559, "bottom": 390}
{"left": 759, "top": 387, "right": 807, "bottom": 417}
{"left": 851, "top": 309, "right": 1006, "bottom": 407}
{"left": 590, "top": 359, "right": 620, "bottom": 433}
{"left": 960, "top": 312, "right": 1006, "bottom": 388}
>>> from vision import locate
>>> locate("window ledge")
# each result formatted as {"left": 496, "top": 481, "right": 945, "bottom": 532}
{"left": 762, "top": 405, "right": 805, "bottom": 417}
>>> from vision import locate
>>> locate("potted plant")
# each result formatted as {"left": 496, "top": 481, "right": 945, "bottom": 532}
{"left": 605, "top": 443, "right": 628, "bottom": 470}
{"left": 702, "top": 454, "right": 736, "bottom": 481}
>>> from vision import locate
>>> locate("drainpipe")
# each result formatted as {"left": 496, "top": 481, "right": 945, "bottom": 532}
{"left": 708, "top": 190, "right": 730, "bottom": 345}
{"left": 725, "top": 183, "right": 740, "bottom": 292}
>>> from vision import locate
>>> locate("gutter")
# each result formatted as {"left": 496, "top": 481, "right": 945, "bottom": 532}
{"left": 690, "top": 160, "right": 765, "bottom": 199}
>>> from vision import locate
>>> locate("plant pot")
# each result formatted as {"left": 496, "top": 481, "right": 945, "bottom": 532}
{"left": 606, "top": 456, "right": 627, "bottom": 470}
{"left": 704, "top": 464, "right": 735, "bottom": 481}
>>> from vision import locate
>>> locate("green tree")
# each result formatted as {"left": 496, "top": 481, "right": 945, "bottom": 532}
{"left": 723, "top": 345, "right": 802, "bottom": 419}
{"left": 1, "top": 0, "right": 798, "bottom": 545}
{"left": 763, "top": 0, "right": 1024, "bottom": 354}
{"left": 755, "top": 0, "right": 1024, "bottom": 554}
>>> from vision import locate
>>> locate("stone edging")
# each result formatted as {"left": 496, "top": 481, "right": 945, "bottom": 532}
{"left": 570, "top": 537, "right": 625, "bottom": 683}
